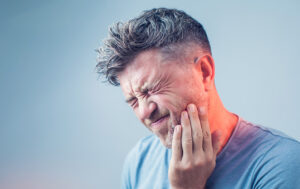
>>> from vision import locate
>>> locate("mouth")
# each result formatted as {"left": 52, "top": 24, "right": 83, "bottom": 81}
{"left": 151, "top": 114, "right": 169, "bottom": 129}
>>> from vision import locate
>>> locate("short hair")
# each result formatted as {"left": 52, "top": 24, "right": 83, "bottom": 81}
{"left": 96, "top": 8, "right": 211, "bottom": 86}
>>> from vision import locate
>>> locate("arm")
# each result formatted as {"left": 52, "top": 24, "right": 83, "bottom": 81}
{"left": 121, "top": 154, "right": 132, "bottom": 189}
{"left": 253, "top": 139, "right": 300, "bottom": 189}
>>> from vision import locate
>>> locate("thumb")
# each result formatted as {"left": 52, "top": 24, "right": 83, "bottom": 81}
{"left": 211, "top": 130, "right": 222, "bottom": 156}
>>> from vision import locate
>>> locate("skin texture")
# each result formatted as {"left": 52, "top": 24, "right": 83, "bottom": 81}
{"left": 118, "top": 47, "right": 238, "bottom": 188}
{"left": 169, "top": 105, "right": 221, "bottom": 189}
{"left": 119, "top": 48, "right": 206, "bottom": 148}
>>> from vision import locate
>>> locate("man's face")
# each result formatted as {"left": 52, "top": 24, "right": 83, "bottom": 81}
{"left": 118, "top": 49, "right": 207, "bottom": 148}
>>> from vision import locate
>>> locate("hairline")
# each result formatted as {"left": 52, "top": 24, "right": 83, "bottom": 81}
{"left": 116, "top": 41, "right": 209, "bottom": 86}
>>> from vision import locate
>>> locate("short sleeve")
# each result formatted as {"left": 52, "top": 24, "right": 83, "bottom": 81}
{"left": 120, "top": 152, "right": 132, "bottom": 189}
{"left": 120, "top": 135, "right": 159, "bottom": 189}
{"left": 120, "top": 137, "right": 146, "bottom": 189}
{"left": 252, "top": 138, "right": 300, "bottom": 189}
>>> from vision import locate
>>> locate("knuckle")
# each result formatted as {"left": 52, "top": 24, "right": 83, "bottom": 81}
{"left": 170, "top": 162, "right": 178, "bottom": 170}
{"left": 194, "top": 158, "right": 205, "bottom": 167}
{"left": 183, "top": 137, "right": 193, "bottom": 145}
{"left": 206, "top": 154, "right": 214, "bottom": 163}
{"left": 193, "top": 131, "right": 202, "bottom": 138}
{"left": 174, "top": 163, "right": 182, "bottom": 170}
{"left": 203, "top": 130, "right": 211, "bottom": 139}
{"left": 182, "top": 162, "right": 193, "bottom": 171}
{"left": 172, "top": 162, "right": 184, "bottom": 172}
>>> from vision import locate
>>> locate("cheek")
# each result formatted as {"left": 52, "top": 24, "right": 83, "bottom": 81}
{"left": 153, "top": 95, "right": 187, "bottom": 127}
{"left": 132, "top": 108, "right": 141, "bottom": 122}
{"left": 153, "top": 93, "right": 185, "bottom": 112}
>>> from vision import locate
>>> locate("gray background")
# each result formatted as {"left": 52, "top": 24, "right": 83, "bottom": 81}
{"left": 1, "top": 0, "right": 299, "bottom": 188}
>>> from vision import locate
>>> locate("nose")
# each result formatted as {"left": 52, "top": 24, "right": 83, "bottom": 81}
{"left": 137, "top": 98, "right": 157, "bottom": 124}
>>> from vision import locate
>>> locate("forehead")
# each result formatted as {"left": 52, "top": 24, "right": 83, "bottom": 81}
{"left": 118, "top": 49, "right": 175, "bottom": 93}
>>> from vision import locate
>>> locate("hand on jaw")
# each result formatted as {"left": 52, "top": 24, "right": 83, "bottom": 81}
{"left": 168, "top": 104, "right": 222, "bottom": 189}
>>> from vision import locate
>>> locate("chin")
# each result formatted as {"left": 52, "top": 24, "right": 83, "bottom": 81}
{"left": 165, "top": 141, "right": 172, "bottom": 149}
{"left": 152, "top": 117, "right": 175, "bottom": 149}
{"left": 158, "top": 132, "right": 173, "bottom": 149}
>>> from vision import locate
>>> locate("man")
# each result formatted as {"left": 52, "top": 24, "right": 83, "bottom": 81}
{"left": 96, "top": 8, "right": 300, "bottom": 189}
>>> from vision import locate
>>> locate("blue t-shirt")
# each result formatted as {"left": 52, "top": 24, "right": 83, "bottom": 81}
{"left": 121, "top": 117, "right": 300, "bottom": 189}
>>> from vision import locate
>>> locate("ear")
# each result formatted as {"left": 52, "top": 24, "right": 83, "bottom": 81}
{"left": 194, "top": 54, "right": 215, "bottom": 91}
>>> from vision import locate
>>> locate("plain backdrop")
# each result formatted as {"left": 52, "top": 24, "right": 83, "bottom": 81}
{"left": 1, "top": 0, "right": 299, "bottom": 188}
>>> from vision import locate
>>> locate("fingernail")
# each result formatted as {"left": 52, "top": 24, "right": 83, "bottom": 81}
{"left": 183, "top": 111, "right": 188, "bottom": 118}
{"left": 199, "top": 107, "right": 206, "bottom": 114}
{"left": 188, "top": 104, "right": 195, "bottom": 112}
{"left": 181, "top": 111, "right": 185, "bottom": 118}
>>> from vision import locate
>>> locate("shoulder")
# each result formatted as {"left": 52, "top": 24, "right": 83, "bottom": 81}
{"left": 209, "top": 117, "right": 300, "bottom": 189}
{"left": 234, "top": 118, "right": 300, "bottom": 151}
{"left": 236, "top": 118, "right": 300, "bottom": 165}
{"left": 253, "top": 123, "right": 300, "bottom": 166}
{"left": 238, "top": 119, "right": 300, "bottom": 188}
{"left": 121, "top": 134, "right": 164, "bottom": 188}
{"left": 126, "top": 134, "right": 160, "bottom": 160}
{"left": 246, "top": 120, "right": 300, "bottom": 158}
{"left": 122, "top": 134, "right": 162, "bottom": 173}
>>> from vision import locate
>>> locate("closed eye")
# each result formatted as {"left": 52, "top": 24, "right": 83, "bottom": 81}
{"left": 125, "top": 96, "right": 135, "bottom": 104}
{"left": 130, "top": 100, "right": 137, "bottom": 107}
{"left": 126, "top": 97, "right": 138, "bottom": 107}
{"left": 141, "top": 88, "right": 149, "bottom": 95}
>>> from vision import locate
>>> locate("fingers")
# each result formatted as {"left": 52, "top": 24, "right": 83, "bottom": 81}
{"left": 173, "top": 104, "right": 216, "bottom": 163}
{"left": 171, "top": 125, "right": 182, "bottom": 162}
{"left": 181, "top": 111, "right": 193, "bottom": 160}
{"left": 198, "top": 106, "right": 213, "bottom": 153}
{"left": 187, "top": 104, "right": 203, "bottom": 153}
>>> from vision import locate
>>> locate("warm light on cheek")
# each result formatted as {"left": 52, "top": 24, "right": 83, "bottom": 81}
{"left": 155, "top": 96, "right": 186, "bottom": 123}
{"left": 154, "top": 96, "right": 182, "bottom": 111}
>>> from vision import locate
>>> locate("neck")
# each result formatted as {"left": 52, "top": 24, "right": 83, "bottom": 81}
{"left": 207, "top": 88, "right": 238, "bottom": 154}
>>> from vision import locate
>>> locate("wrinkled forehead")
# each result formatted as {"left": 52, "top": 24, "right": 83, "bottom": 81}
{"left": 118, "top": 68, "right": 152, "bottom": 94}
{"left": 118, "top": 49, "right": 170, "bottom": 93}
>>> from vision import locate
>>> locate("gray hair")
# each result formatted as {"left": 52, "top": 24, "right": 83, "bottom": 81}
{"left": 96, "top": 8, "right": 211, "bottom": 86}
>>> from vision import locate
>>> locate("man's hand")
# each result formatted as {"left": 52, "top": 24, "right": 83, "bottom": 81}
{"left": 168, "top": 104, "right": 221, "bottom": 189}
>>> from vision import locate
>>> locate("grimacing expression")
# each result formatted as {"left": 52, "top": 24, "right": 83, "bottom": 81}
{"left": 118, "top": 48, "right": 208, "bottom": 148}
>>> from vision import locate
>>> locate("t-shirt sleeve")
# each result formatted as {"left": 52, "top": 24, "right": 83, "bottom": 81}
{"left": 120, "top": 137, "right": 145, "bottom": 189}
{"left": 121, "top": 145, "right": 138, "bottom": 189}
{"left": 120, "top": 135, "right": 156, "bottom": 189}
{"left": 252, "top": 138, "right": 300, "bottom": 189}
{"left": 120, "top": 152, "right": 132, "bottom": 189}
